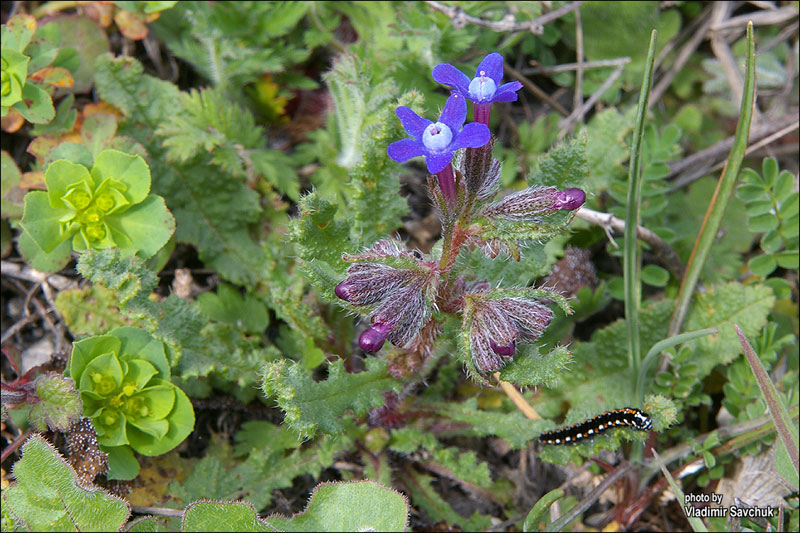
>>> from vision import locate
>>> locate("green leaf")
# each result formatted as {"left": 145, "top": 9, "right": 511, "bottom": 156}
{"left": 28, "top": 373, "right": 83, "bottom": 431}
{"left": 524, "top": 489, "right": 563, "bottom": 532}
{"left": 17, "top": 229, "right": 74, "bottom": 272}
{"left": 13, "top": 82, "right": 55, "bottom": 124}
{"left": 81, "top": 114, "right": 119, "bottom": 159}
{"left": 685, "top": 282, "right": 775, "bottom": 378}
{"left": 396, "top": 469, "right": 490, "bottom": 531}
{"left": 107, "top": 194, "right": 175, "bottom": 259}
{"left": 435, "top": 398, "right": 549, "bottom": 449}
{"left": 1, "top": 150, "right": 24, "bottom": 218}
{"left": 261, "top": 358, "right": 402, "bottom": 438}
{"left": 40, "top": 16, "right": 110, "bottom": 93}
{"left": 264, "top": 481, "right": 409, "bottom": 532}
{"left": 171, "top": 432, "right": 351, "bottom": 510}
{"left": 499, "top": 345, "right": 572, "bottom": 387}
{"left": 1, "top": 47, "right": 29, "bottom": 111}
{"left": 183, "top": 501, "right": 272, "bottom": 532}
{"left": 91, "top": 149, "right": 150, "bottom": 205}
{"left": 642, "top": 264, "right": 670, "bottom": 287}
{"left": 290, "top": 191, "right": 353, "bottom": 274}
{"left": 2, "top": 435, "right": 130, "bottom": 531}
{"left": 197, "top": 284, "right": 269, "bottom": 334}
{"left": 20, "top": 189, "right": 74, "bottom": 253}
{"left": 748, "top": 212, "right": 779, "bottom": 232}
{"left": 94, "top": 54, "right": 181, "bottom": 128}
{"left": 104, "top": 444, "right": 140, "bottom": 480}
{"left": 527, "top": 135, "right": 589, "bottom": 190}
{"left": 2, "top": 14, "right": 37, "bottom": 52}
{"left": 55, "top": 285, "right": 132, "bottom": 336}
{"left": 748, "top": 253, "right": 777, "bottom": 277}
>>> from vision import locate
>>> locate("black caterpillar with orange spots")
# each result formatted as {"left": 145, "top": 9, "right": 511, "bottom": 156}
{"left": 538, "top": 408, "right": 653, "bottom": 445}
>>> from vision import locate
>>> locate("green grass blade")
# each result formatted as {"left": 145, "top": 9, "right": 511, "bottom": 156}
{"left": 637, "top": 328, "right": 717, "bottom": 404}
{"left": 652, "top": 450, "right": 709, "bottom": 532}
{"left": 624, "top": 29, "right": 658, "bottom": 381}
{"left": 668, "top": 22, "right": 756, "bottom": 337}
{"left": 735, "top": 324, "right": 799, "bottom": 479}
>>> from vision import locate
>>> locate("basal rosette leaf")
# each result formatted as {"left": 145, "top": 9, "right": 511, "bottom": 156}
{"left": 2, "top": 435, "right": 130, "bottom": 532}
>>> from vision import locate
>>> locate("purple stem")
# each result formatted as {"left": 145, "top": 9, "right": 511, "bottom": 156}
{"left": 473, "top": 102, "right": 492, "bottom": 126}
{"left": 435, "top": 163, "right": 457, "bottom": 208}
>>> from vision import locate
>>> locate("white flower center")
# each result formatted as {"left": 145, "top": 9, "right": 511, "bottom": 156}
{"left": 422, "top": 122, "right": 453, "bottom": 152}
{"left": 468, "top": 71, "right": 497, "bottom": 102}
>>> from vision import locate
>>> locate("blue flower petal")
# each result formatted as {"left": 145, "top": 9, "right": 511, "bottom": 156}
{"left": 387, "top": 138, "right": 426, "bottom": 162}
{"left": 439, "top": 94, "right": 467, "bottom": 132}
{"left": 450, "top": 122, "right": 491, "bottom": 150}
{"left": 432, "top": 63, "right": 471, "bottom": 94}
{"left": 395, "top": 106, "right": 431, "bottom": 138}
{"left": 476, "top": 52, "right": 504, "bottom": 84}
{"left": 493, "top": 81, "right": 524, "bottom": 102}
{"left": 426, "top": 152, "right": 454, "bottom": 174}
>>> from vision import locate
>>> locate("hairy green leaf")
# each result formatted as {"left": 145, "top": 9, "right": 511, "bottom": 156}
{"left": 261, "top": 358, "right": 402, "bottom": 438}
{"left": 264, "top": 481, "right": 409, "bottom": 532}
{"left": 3, "top": 435, "right": 130, "bottom": 531}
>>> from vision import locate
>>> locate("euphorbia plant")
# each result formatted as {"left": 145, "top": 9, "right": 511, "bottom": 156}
{"left": 19, "top": 148, "right": 175, "bottom": 272}
{"left": 335, "top": 52, "right": 586, "bottom": 378}
{"left": 69, "top": 326, "right": 194, "bottom": 479}
{"left": 1, "top": 13, "right": 74, "bottom": 124}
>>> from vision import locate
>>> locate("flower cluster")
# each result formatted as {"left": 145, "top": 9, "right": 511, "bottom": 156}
{"left": 335, "top": 239, "right": 436, "bottom": 354}
{"left": 19, "top": 149, "right": 175, "bottom": 272}
{"left": 334, "top": 52, "right": 586, "bottom": 376}
{"left": 463, "top": 290, "right": 554, "bottom": 373}
{"left": 69, "top": 326, "right": 194, "bottom": 479}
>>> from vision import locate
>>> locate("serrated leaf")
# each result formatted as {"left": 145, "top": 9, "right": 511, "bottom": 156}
{"left": 94, "top": 54, "right": 180, "bottom": 128}
{"left": 171, "top": 433, "right": 351, "bottom": 510}
{"left": 264, "top": 481, "right": 409, "bottom": 532}
{"left": 290, "top": 191, "right": 353, "bottom": 274}
{"left": 499, "top": 345, "right": 572, "bottom": 387}
{"left": 28, "top": 373, "right": 82, "bottom": 432}
{"left": 685, "top": 282, "right": 775, "bottom": 377}
{"left": 261, "top": 358, "right": 402, "bottom": 438}
{"left": 3, "top": 435, "right": 130, "bottom": 531}
{"left": 435, "top": 398, "right": 549, "bottom": 449}
{"left": 527, "top": 135, "right": 589, "bottom": 190}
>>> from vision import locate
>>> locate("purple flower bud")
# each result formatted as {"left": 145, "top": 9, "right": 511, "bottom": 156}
{"left": 552, "top": 188, "right": 586, "bottom": 211}
{"left": 359, "top": 322, "right": 393, "bottom": 353}
{"left": 335, "top": 263, "right": 415, "bottom": 306}
{"left": 483, "top": 186, "right": 586, "bottom": 221}
{"left": 335, "top": 280, "right": 353, "bottom": 301}
{"left": 490, "top": 339, "right": 515, "bottom": 357}
{"left": 465, "top": 292, "right": 554, "bottom": 373}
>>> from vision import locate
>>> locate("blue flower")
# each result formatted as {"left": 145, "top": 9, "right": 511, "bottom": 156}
{"left": 387, "top": 93, "right": 490, "bottom": 174}
{"left": 432, "top": 52, "right": 523, "bottom": 105}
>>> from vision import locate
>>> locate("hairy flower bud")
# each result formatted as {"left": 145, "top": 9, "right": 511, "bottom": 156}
{"left": 465, "top": 292, "right": 554, "bottom": 373}
{"left": 338, "top": 239, "right": 436, "bottom": 353}
{"left": 482, "top": 186, "right": 585, "bottom": 221}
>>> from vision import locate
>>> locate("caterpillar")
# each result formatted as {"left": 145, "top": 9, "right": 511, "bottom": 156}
{"left": 538, "top": 408, "right": 652, "bottom": 445}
